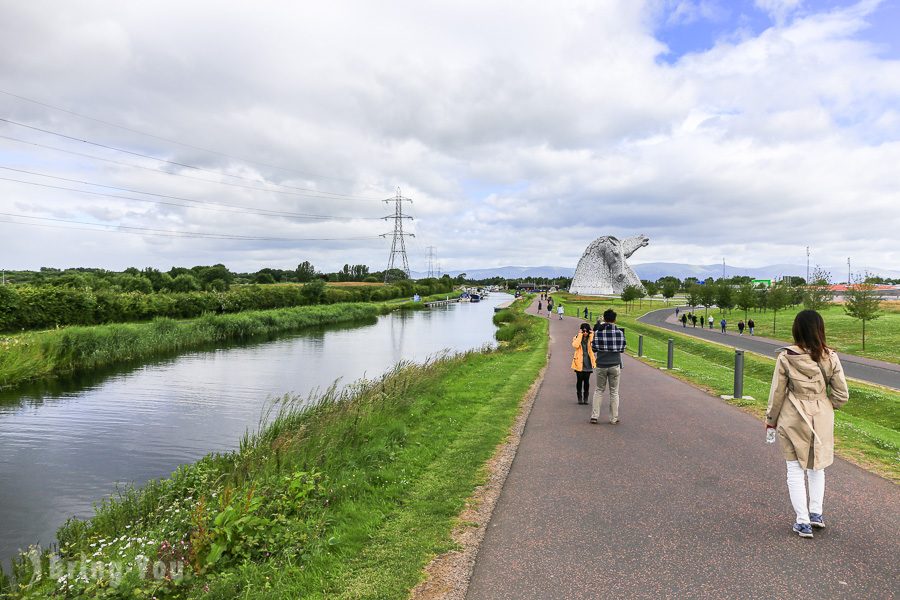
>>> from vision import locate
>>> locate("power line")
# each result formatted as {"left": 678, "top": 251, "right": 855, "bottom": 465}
{"left": 0, "top": 211, "right": 383, "bottom": 242}
{"left": 0, "top": 167, "right": 383, "bottom": 222}
{"left": 0, "top": 88, "right": 360, "bottom": 185}
{"left": 0, "top": 134, "right": 378, "bottom": 202}
{"left": 0, "top": 117, "right": 381, "bottom": 200}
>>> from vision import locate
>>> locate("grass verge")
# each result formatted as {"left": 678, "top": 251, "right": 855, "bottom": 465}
{"left": 553, "top": 293, "right": 899, "bottom": 482}
{"left": 0, "top": 291, "right": 460, "bottom": 391}
{"left": 1, "top": 297, "right": 548, "bottom": 599}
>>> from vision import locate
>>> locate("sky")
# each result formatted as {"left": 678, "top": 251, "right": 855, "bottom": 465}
{"left": 0, "top": 0, "right": 898, "bottom": 276}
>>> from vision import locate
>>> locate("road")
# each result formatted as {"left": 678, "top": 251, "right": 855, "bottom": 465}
{"left": 638, "top": 307, "right": 900, "bottom": 390}
{"left": 466, "top": 301, "right": 899, "bottom": 599}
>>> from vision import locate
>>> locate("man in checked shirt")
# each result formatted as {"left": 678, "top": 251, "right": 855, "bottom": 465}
{"left": 590, "top": 308, "right": 627, "bottom": 425}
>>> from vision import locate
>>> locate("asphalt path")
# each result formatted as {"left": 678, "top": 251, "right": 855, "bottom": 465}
{"left": 638, "top": 307, "right": 900, "bottom": 390}
{"left": 466, "top": 300, "right": 899, "bottom": 600}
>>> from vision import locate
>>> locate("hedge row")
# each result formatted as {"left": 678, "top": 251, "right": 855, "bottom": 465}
{"left": 0, "top": 279, "right": 454, "bottom": 332}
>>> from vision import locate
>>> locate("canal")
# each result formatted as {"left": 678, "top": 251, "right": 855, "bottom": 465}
{"left": 0, "top": 294, "right": 510, "bottom": 567}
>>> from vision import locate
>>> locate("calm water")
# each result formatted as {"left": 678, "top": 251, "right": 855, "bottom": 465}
{"left": 0, "top": 294, "right": 510, "bottom": 566}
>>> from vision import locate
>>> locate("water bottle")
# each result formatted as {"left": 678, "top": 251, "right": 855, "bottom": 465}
{"left": 766, "top": 428, "right": 777, "bottom": 444}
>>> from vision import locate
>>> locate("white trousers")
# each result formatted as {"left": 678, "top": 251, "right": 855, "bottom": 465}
{"left": 786, "top": 460, "right": 825, "bottom": 524}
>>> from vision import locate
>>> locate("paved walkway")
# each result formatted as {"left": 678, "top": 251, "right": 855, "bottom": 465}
{"left": 638, "top": 307, "right": 900, "bottom": 390}
{"left": 467, "top": 300, "right": 899, "bottom": 599}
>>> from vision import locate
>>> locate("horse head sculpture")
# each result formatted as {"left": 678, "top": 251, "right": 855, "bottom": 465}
{"left": 569, "top": 234, "right": 649, "bottom": 296}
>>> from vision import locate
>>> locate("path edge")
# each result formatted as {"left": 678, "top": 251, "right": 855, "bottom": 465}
{"left": 408, "top": 343, "right": 549, "bottom": 600}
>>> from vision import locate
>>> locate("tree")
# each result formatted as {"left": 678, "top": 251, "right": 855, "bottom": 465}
{"left": 685, "top": 283, "right": 702, "bottom": 311}
{"left": 254, "top": 272, "right": 276, "bottom": 284}
{"left": 843, "top": 279, "right": 882, "bottom": 350}
{"left": 699, "top": 282, "right": 716, "bottom": 318}
{"left": 296, "top": 261, "right": 317, "bottom": 283}
{"left": 621, "top": 285, "right": 641, "bottom": 311}
{"left": 197, "top": 264, "right": 233, "bottom": 290}
{"left": 735, "top": 283, "right": 755, "bottom": 320}
{"left": 714, "top": 282, "right": 734, "bottom": 313}
{"left": 117, "top": 274, "right": 153, "bottom": 294}
{"left": 642, "top": 280, "right": 658, "bottom": 297}
{"left": 661, "top": 281, "right": 678, "bottom": 303}
{"left": 300, "top": 278, "right": 326, "bottom": 304}
{"left": 767, "top": 283, "right": 791, "bottom": 335}
{"left": 168, "top": 273, "right": 201, "bottom": 292}
{"left": 384, "top": 268, "right": 409, "bottom": 283}
{"left": 802, "top": 266, "right": 834, "bottom": 311}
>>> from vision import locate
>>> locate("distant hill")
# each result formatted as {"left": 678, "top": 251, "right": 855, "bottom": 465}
{"left": 413, "top": 263, "right": 900, "bottom": 282}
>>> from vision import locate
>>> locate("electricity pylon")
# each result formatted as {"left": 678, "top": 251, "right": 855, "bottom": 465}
{"left": 381, "top": 187, "right": 414, "bottom": 281}
{"left": 426, "top": 246, "right": 436, "bottom": 279}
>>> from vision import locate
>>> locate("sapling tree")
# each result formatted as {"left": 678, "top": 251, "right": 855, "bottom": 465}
{"left": 802, "top": 266, "right": 834, "bottom": 311}
{"left": 699, "top": 283, "right": 716, "bottom": 319}
{"left": 661, "top": 281, "right": 678, "bottom": 303}
{"left": 621, "top": 285, "right": 641, "bottom": 311}
{"left": 735, "top": 284, "right": 755, "bottom": 320}
{"left": 767, "top": 283, "right": 791, "bottom": 334}
{"left": 685, "top": 283, "right": 702, "bottom": 312}
{"left": 844, "top": 278, "right": 882, "bottom": 350}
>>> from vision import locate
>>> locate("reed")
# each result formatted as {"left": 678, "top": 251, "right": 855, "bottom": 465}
{"left": 0, "top": 303, "right": 378, "bottom": 390}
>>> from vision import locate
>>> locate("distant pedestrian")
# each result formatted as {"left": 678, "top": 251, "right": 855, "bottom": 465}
{"left": 691, "top": 314, "right": 698, "bottom": 327}
{"left": 720, "top": 318, "right": 727, "bottom": 333}
{"left": 675, "top": 307, "right": 680, "bottom": 318}
{"left": 738, "top": 320, "right": 745, "bottom": 335}
{"left": 591, "top": 309, "right": 626, "bottom": 425}
{"left": 537, "top": 300, "right": 543, "bottom": 315}
{"left": 681, "top": 314, "right": 688, "bottom": 328}
{"left": 708, "top": 315, "right": 714, "bottom": 329}
{"left": 571, "top": 323, "right": 596, "bottom": 405}
{"left": 583, "top": 306, "right": 589, "bottom": 320}
{"left": 748, "top": 318, "right": 755, "bottom": 336}
{"left": 766, "top": 309, "right": 848, "bottom": 538}
{"left": 557, "top": 304, "right": 564, "bottom": 320}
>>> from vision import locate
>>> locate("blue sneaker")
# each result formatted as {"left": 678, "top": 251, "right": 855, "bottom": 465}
{"left": 809, "top": 513, "right": 825, "bottom": 529}
{"left": 793, "top": 523, "right": 814, "bottom": 538}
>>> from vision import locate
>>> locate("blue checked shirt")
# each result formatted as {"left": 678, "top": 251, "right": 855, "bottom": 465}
{"left": 592, "top": 323, "right": 626, "bottom": 368}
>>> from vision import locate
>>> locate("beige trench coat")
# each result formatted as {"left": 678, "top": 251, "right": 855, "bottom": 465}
{"left": 766, "top": 345, "right": 849, "bottom": 470}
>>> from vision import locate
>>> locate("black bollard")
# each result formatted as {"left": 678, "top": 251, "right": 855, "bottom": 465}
{"left": 667, "top": 339, "right": 674, "bottom": 369}
{"left": 638, "top": 334, "right": 643, "bottom": 357}
{"left": 734, "top": 350, "right": 745, "bottom": 399}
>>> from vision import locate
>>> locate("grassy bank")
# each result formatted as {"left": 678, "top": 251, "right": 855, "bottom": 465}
{"left": 2, "top": 297, "right": 548, "bottom": 598}
{"left": 554, "top": 294, "right": 899, "bottom": 481}
{"left": 0, "top": 292, "right": 460, "bottom": 391}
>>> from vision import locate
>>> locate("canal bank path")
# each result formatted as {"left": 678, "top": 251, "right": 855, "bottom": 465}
{"left": 638, "top": 307, "right": 900, "bottom": 390}
{"left": 465, "top": 299, "right": 899, "bottom": 599}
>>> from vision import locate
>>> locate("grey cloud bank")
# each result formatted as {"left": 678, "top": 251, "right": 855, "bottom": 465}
{"left": 0, "top": 0, "right": 897, "bottom": 274}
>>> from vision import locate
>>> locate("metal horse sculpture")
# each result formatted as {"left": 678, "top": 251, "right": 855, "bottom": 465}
{"left": 569, "top": 234, "right": 649, "bottom": 296}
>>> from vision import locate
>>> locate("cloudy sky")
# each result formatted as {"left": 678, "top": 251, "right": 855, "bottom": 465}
{"left": 1, "top": 0, "right": 898, "bottom": 276}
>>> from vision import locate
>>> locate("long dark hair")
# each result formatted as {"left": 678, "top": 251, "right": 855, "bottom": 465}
{"left": 792, "top": 309, "right": 829, "bottom": 363}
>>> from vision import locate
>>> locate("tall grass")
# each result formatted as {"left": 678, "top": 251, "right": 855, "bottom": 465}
{"left": 0, "top": 303, "right": 378, "bottom": 390}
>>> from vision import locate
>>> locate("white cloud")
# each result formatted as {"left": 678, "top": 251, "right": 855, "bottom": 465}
{"left": 0, "top": 0, "right": 897, "bottom": 275}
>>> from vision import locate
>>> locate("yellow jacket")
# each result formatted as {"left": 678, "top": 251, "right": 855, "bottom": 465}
{"left": 571, "top": 332, "right": 597, "bottom": 371}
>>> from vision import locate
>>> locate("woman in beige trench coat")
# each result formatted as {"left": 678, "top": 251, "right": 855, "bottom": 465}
{"left": 766, "top": 310, "right": 849, "bottom": 538}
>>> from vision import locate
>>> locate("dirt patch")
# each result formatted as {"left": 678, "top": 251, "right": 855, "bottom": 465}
{"left": 409, "top": 357, "right": 548, "bottom": 600}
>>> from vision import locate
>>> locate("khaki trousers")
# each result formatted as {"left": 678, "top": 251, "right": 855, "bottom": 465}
{"left": 591, "top": 365, "right": 621, "bottom": 422}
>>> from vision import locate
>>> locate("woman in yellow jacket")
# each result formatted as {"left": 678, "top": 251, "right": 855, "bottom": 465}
{"left": 766, "top": 309, "right": 848, "bottom": 539}
{"left": 571, "top": 322, "right": 597, "bottom": 404}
